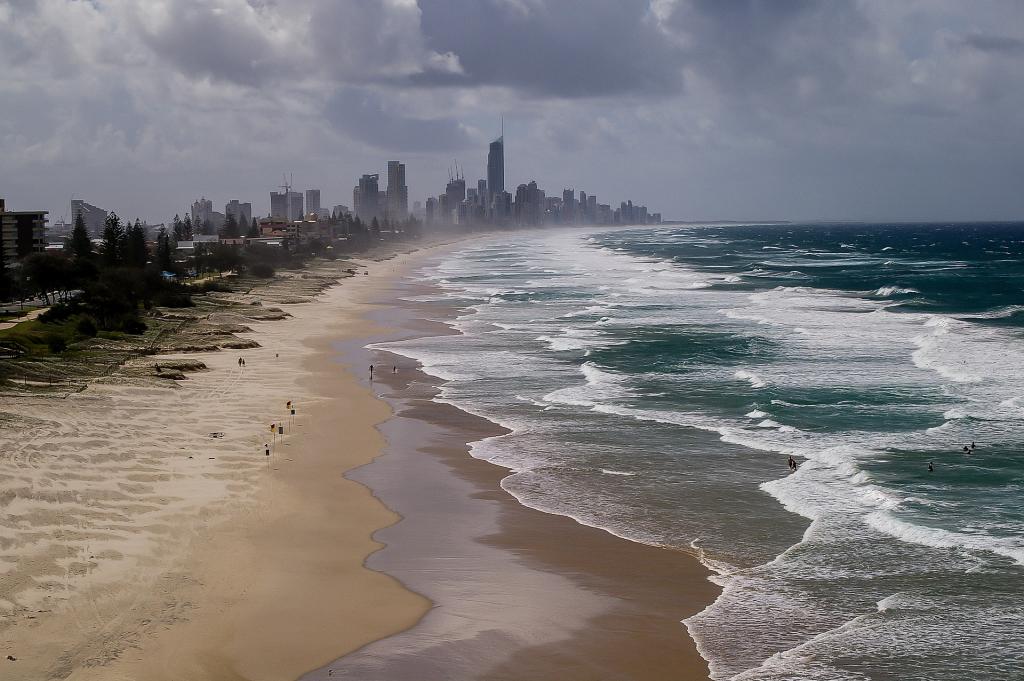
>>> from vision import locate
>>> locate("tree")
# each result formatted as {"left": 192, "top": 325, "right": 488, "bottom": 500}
{"left": 70, "top": 212, "right": 93, "bottom": 259}
{"left": 182, "top": 214, "right": 194, "bottom": 241}
{"left": 21, "top": 252, "right": 75, "bottom": 304}
{"left": 172, "top": 214, "right": 187, "bottom": 241}
{"left": 199, "top": 218, "right": 216, "bottom": 236}
{"left": 247, "top": 217, "right": 260, "bottom": 238}
{"left": 156, "top": 227, "right": 174, "bottom": 272}
{"left": 221, "top": 212, "right": 240, "bottom": 238}
{"left": 125, "top": 219, "right": 148, "bottom": 268}
{"left": 100, "top": 212, "right": 124, "bottom": 267}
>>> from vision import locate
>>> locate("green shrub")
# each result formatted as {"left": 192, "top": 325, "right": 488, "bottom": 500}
{"left": 40, "top": 302, "right": 77, "bottom": 323}
{"left": 46, "top": 335, "right": 67, "bottom": 353}
{"left": 76, "top": 316, "right": 98, "bottom": 337}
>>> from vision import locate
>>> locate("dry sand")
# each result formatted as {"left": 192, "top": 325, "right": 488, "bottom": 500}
{"left": 0, "top": 251, "right": 434, "bottom": 680}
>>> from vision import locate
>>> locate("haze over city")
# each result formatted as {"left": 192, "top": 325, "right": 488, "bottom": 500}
{"left": 4, "top": 0, "right": 1024, "bottom": 224}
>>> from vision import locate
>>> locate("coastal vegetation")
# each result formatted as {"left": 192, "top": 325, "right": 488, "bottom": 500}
{"left": 0, "top": 212, "right": 419, "bottom": 387}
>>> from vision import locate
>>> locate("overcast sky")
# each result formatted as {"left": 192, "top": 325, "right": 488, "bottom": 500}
{"left": 3, "top": 0, "right": 1024, "bottom": 223}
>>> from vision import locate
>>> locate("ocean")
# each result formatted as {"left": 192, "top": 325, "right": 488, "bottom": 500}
{"left": 377, "top": 223, "right": 1024, "bottom": 680}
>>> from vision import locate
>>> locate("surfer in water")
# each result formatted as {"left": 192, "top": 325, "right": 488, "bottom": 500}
{"left": 788, "top": 455, "right": 798, "bottom": 471}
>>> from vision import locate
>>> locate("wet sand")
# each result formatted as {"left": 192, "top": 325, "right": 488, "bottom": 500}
{"left": 304, "top": 273, "right": 718, "bottom": 680}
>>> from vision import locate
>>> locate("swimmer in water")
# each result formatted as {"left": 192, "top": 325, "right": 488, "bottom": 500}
{"left": 928, "top": 461, "right": 934, "bottom": 472}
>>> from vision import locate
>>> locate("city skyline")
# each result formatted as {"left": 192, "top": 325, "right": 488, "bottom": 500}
{"left": 3, "top": 2, "right": 1024, "bottom": 224}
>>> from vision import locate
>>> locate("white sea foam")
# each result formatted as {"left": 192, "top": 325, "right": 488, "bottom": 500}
{"left": 746, "top": 410, "right": 768, "bottom": 418}
{"left": 874, "top": 286, "right": 920, "bottom": 296}
{"left": 600, "top": 469, "right": 636, "bottom": 476}
{"left": 865, "top": 510, "right": 1024, "bottom": 566}
{"left": 735, "top": 370, "right": 768, "bottom": 388}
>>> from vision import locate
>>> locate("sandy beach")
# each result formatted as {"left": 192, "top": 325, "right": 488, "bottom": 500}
{"left": 0, "top": 251, "right": 433, "bottom": 680}
{"left": 2, "top": 241, "right": 718, "bottom": 680}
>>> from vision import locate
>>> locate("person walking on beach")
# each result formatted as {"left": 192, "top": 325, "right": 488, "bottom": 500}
{"left": 369, "top": 364, "right": 374, "bottom": 380}
{"left": 392, "top": 365, "right": 397, "bottom": 374}
{"left": 238, "top": 357, "right": 243, "bottom": 367}
{"left": 265, "top": 443, "right": 270, "bottom": 456}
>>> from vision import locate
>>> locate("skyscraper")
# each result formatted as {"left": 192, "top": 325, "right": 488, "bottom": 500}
{"left": 487, "top": 136, "right": 504, "bottom": 202}
{"left": 445, "top": 172, "right": 466, "bottom": 219}
{"left": 287, "top": 192, "right": 304, "bottom": 221}
{"left": 386, "top": 161, "right": 408, "bottom": 221}
{"left": 305, "top": 189, "right": 321, "bottom": 217}
{"left": 270, "top": 192, "right": 288, "bottom": 219}
{"left": 354, "top": 174, "right": 380, "bottom": 222}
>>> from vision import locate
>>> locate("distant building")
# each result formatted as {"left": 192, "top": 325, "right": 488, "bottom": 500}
{"left": 287, "top": 191, "right": 303, "bottom": 221}
{"left": 225, "top": 200, "right": 252, "bottom": 226}
{"left": 386, "top": 161, "right": 408, "bottom": 221}
{"left": 0, "top": 198, "right": 47, "bottom": 267}
{"left": 487, "top": 136, "right": 504, "bottom": 202}
{"left": 425, "top": 197, "right": 437, "bottom": 224}
{"left": 48, "top": 217, "right": 73, "bottom": 240}
{"left": 587, "top": 195, "right": 597, "bottom": 222}
{"left": 270, "top": 191, "right": 287, "bottom": 220}
{"left": 445, "top": 175, "right": 466, "bottom": 221}
{"left": 191, "top": 197, "right": 214, "bottom": 228}
{"left": 71, "top": 199, "right": 108, "bottom": 236}
{"left": 562, "top": 189, "right": 575, "bottom": 223}
{"left": 332, "top": 204, "right": 351, "bottom": 219}
{"left": 305, "top": 189, "right": 321, "bottom": 217}
{"left": 354, "top": 174, "right": 380, "bottom": 222}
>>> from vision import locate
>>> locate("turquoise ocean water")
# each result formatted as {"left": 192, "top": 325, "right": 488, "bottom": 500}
{"left": 378, "top": 224, "right": 1024, "bottom": 680}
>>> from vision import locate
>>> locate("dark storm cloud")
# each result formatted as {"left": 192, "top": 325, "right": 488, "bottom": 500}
{"left": 324, "top": 87, "right": 474, "bottom": 152}
{"left": 413, "top": 0, "right": 684, "bottom": 97}
{"left": 960, "top": 33, "right": 1024, "bottom": 56}
{"left": 659, "top": 0, "right": 874, "bottom": 103}
{"left": 135, "top": 2, "right": 294, "bottom": 87}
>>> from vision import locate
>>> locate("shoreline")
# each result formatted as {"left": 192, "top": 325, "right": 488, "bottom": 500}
{"left": 2, "top": 235, "right": 721, "bottom": 680}
{"left": 308, "top": 263, "right": 718, "bottom": 679}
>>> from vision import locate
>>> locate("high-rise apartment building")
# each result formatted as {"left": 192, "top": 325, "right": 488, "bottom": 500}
{"left": 354, "top": 174, "right": 380, "bottom": 222}
{"left": 70, "top": 199, "right": 108, "bottom": 236}
{"left": 487, "top": 136, "right": 504, "bottom": 202}
{"left": 270, "top": 192, "right": 287, "bottom": 219}
{"left": 445, "top": 175, "right": 466, "bottom": 219}
{"left": 305, "top": 189, "right": 321, "bottom": 217}
{"left": 225, "top": 200, "right": 252, "bottom": 226}
{"left": 287, "top": 192, "right": 303, "bottom": 221}
{"left": 0, "top": 198, "right": 47, "bottom": 267}
{"left": 386, "top": 161, "right": 408, "bottom": 221}
{"left": 191, "top": 197, "right": 214, "bottom": 228}
{"left": 562, "top": 189, "right": 576, "bottom": 223}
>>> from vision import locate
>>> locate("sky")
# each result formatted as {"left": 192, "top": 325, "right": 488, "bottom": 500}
{"left": 2, "top": 0, "right": 1024, "bottom": 224}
